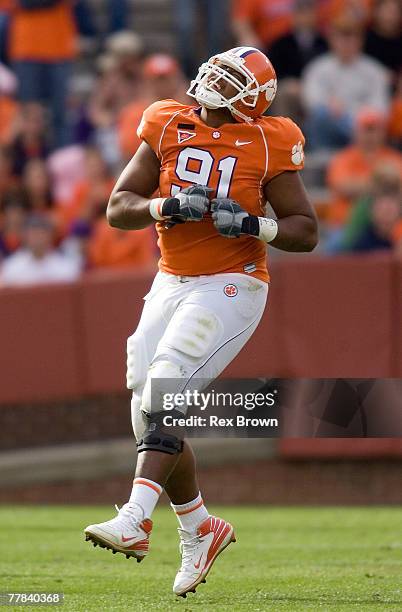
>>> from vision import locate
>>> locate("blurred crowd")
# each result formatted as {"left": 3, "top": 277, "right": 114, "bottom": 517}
{"left": 0, "top": 0, "right": 401, "bottom": 287}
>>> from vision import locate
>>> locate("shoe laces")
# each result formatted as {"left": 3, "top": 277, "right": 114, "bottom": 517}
{"left": 178, "top": 528, "right": 202, "bottom": 568}
{"left": 110, "top": 503, "right": 143, "bottom": 532}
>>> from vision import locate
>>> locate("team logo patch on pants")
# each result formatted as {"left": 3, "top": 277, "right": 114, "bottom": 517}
{"left": 223, "top": 284, "right": 238, "bottom": 297}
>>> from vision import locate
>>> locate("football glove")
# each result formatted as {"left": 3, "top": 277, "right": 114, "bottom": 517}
{"left": 211, "top": 198, "right": 250, "bottom": 238}
{"left": 211, "top": 198, "right": 278, "bottom": 242}
{"left": 162, "top": 184, "right": 213, "bottom": 223}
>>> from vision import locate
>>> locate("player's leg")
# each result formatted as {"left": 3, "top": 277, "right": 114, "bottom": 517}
{"left": 126, "top": 273, "right": 264, "bottom": 513}
{"left": 127, "top": 273, "right": 232, "bottom": 500}
{"left": 164, "top": 441, "right": 199, "bottom": 504}
{"left": 133, "top": 440, "right": 197, "bottom": 499}
{"left": 84, "top": 272, "right": 175, "bottom": 560}
{"left": 151, "top": 274, "right": 268, "bottom": 595}
{"left": 130, "top": 298, "right": 223, "bottom": 517}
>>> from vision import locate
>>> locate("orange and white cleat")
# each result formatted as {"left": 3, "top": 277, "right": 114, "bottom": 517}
{"left": 173, "top": 515, "right": 236, "bottom": 597}
{"left": 84, "top": 503, "right": 152, "bottom": 562}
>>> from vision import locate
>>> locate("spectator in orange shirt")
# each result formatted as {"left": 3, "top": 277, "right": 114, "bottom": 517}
{"left": 56, "top": 147, "right": 114, "bottom": 233}
{"left": 318, "top": 0, "right": 372, "bottom": 32}
{"left": 232, "top": 0, "right": 295, "bottom": 50}
{"left": 327, "top": 109, "right": 402, "bottom": 224}
{"left": 88, "top": 221, "right": 156, "bottom": 270}
{"left": 8, "top": 0, "right": 77, "bottom": 148}
{"left": 0, "top": 95, "right": 18, "bottom": 146}
{"left": 118, "top": 54, "right": 186, "bottom": 161}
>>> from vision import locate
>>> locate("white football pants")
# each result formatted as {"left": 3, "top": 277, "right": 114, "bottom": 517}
{"left": 126, "top": 271, "right": 268, "bottom": 440}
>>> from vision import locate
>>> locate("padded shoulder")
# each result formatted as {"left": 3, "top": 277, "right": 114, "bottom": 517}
{"left": 258, "top": 116, "right": 305, "bottom": 181}
{"left": 137, "top": 99, "right": 188, "bottom": 158}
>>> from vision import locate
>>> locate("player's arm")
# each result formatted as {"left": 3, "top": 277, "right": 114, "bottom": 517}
{"left": 107, "top": 141, "right": 160, "bottom": 230}
{"left": 107, "top": 141, "right": 211, "bottom": 230}
{"left": 263, "top": 170, "right": 318, "bottom": 252}
{"left": 211, "top": 171, "right": 318, "bottom": 252}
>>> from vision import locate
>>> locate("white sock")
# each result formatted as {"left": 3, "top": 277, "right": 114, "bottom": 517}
{"left": 171, "top": 492, "right": 209, "bottom": 533}
{"left": 128, "top": 477, "right": 163, "bottom": 518}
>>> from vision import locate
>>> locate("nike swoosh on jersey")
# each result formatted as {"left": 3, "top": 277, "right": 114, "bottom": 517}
{"left": 235, "top": 139, "right": 253, "bottom": 146}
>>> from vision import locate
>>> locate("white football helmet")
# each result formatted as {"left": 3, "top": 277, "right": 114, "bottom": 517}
{"left": 187, "top": 47, "right": 277, "bottom": 123}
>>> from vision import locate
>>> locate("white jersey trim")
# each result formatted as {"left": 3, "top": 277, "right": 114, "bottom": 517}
{"left": 158, "top": 109, "right": 182, "bottom": 163}
{"left": 255, "top": 123, "right": 269, "bottom": 215}
{"left": 255, "top": 123, "right": 269, "bottom": 182}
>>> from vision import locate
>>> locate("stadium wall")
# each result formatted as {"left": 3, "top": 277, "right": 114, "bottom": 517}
{"left": 0, "top": 252, "right": 401, "bottom": 406}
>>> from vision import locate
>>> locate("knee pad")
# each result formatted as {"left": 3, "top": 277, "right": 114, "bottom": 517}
{"left": 126, "top": 332, "right": 148, "bottom": 390}
{"left": 136, "top": 408, "right": 184, "bottom": 455}
{"left": 132, "top": 388, "right": 185, "bottom": 453}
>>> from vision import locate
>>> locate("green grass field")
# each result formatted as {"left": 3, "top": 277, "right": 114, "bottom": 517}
{"left": 0, "top": 506, "right": 401, "bottom": 611}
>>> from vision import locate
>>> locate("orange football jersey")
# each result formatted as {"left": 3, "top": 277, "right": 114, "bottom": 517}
{"left": 137, "top": 99, "right": 305, "bottom": 282}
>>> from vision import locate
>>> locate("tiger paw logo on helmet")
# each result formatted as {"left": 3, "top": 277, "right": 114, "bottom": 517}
{"left": 291, "top": 141, "right": 304, "bottom": 165}
{"left": 265, "top": 78, "right": 277, "bottom": 102}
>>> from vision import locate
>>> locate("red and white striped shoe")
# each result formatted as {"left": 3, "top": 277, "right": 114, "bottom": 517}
{"left": 173, "top": 515, "right": 236, "bottom": 597}
{"left": 84, "top": 503, "right": 152, "bottom": 562}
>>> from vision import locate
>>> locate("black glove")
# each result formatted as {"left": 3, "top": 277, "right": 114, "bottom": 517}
{"left": 162, "top": 185, "right": 213, "bottom": 226}
{"left": 211, "top": 198, "right": 259, "bottom": 238}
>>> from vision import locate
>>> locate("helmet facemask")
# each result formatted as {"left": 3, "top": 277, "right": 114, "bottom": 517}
{"left": 187, "top": 52, "right": 263, "bottom": 122}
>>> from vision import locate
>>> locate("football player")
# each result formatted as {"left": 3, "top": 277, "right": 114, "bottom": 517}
{"left": 84, "top": 47, "right": 318, "bottom": 597}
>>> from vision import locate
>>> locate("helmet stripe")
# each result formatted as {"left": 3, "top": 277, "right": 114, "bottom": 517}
{"left": 240, "top": 49, "right": 256, "bottom": 58}
{"left": 230, "top": 46, "right": 257, "bottom": 58}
